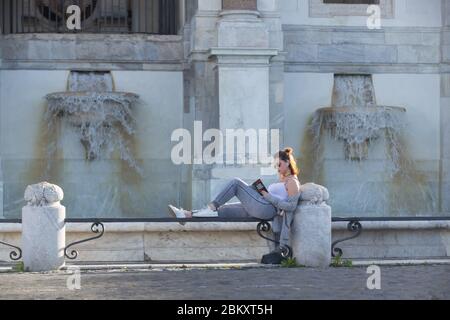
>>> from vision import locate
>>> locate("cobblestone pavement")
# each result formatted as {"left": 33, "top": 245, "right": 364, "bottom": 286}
{"left": 0, "top": 265, "right": 448, "bottom": 300}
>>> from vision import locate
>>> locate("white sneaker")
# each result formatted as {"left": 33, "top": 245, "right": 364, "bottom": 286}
{"left": 192, "top": 206, "right": 219, "bottom": 218}
{"left": 168, "top": 205, "right": 189, "bottom": 219}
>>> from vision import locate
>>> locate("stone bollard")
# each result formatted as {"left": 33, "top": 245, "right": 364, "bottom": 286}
{"left": 291, "top": 184, "right": 331, "bottom": 268}
{"left": 22, "top": 182, "right": 65, "bottom": 272}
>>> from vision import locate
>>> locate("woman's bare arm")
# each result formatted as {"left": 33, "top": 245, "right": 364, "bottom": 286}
{"left": 286, "top": 178, "right": 301, "bottom": 197}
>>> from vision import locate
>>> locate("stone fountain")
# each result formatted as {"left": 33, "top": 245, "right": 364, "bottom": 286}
{"left": 307, "top": 74, "right": 439, "bottom": 216}
{"left": 45, "top": 71, "right": 140, "bottom": 171}
{"left": 311, "top": 74, "right": 406, "bottom": 174}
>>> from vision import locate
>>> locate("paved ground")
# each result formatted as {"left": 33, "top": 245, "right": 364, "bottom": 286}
{"left": 0, "top": 264, "right": 448, "bottom": 300}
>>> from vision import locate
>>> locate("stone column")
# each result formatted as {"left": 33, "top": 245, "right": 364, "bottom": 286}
{"left": 22, "top": 182, "right": 66, "bottom": 272}
{"left": 207, "top": 2, "right": 279, "bottom": 196}
{"left": 185, "top": 0, "right": 283, "bottom": 208}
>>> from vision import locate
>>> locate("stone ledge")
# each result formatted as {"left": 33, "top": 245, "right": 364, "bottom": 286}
{"left": 282, "top": 25, "right": 441, "bottom": 33}
{"left": 2, "top": 220, "right": 450, "bottom": 262}
{"left": 210, "top": 47, "right": 279, "bottom": 57}
{"left": 333, "top": 220, "right": 450, "bottom": 230}
{"left": 0, "top": 222, "right": 261, "bottom": 233}
{"left": 0, "top": 33, "right": 183, "bottom": 42}
{"left": 0, "top": 61, "right": 185, "bottom": 71}
{"left": 352, "top": 259, "right": 450, "bottom": 266}
{"left": 219, "top": 10, "right": 261, "bottom": 19}
{"left": 70, "top": 222, "right": 260, "bottom": 232}
{"left": 209, "top": 48, "right": 279, "bottom": 66}
{"left": 284, "top": 62, "right": 440, "bottom": 74}
{"left": 1, "top": 220, "right": 450, "bottom": 233}
{"left": 0, "top": 224, "right": 21, "bottom": 233}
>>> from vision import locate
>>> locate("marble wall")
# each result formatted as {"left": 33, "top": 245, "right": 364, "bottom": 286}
{"left": 0, "top": 0, "right": 449, "bottom": 219}
{"left": 0, "top": 33, "right": 185, "bottom": 218}
{"left": 280, "top": 0, "right": 447, "bottom": 217}
{"left": 281, "top": 0, "right": 442, "bottom": 27}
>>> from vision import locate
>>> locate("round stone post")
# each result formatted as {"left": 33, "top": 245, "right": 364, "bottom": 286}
{"left": 291, "top": 185, "right": 332, "bottom": 268}
{"left": 22, "top": 182, "right": 65, "bottom": 272}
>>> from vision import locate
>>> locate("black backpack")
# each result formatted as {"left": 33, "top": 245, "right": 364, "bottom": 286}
{"left": 261, "top": 250, "right": 284, "bottom": 265}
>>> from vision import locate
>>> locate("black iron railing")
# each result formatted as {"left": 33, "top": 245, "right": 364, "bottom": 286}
{"left": 1, "top": 216, "right": 450, "bottom": 261}
{"left": 62, "top": 218, "right": 291, "bottom": 260}
{"left": 55, "top": 216, "right": 450, "bottom": 261}
{"left": 0, "top": 219, "right": 22, "bottom": 261}
{"left": 331, "top": 216, "right": 450, "bottom": 257}
{"left": 0, "top": 0, "right": 178, "bottom": 35}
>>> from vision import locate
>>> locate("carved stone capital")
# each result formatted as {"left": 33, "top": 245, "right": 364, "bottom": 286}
{"left": 24, "top": 182, "right": 64, "bottom": 207}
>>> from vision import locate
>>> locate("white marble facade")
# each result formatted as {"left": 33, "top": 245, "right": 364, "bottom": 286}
{"left": 0, "top": 0, "right": 448, "bottom": 220}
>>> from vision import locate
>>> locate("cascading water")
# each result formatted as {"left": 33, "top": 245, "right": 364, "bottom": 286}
{"left": 67, "top": 70, "right": 115, "bottom": 92}
{"left": 311, "top": 75, "right": 406, "bottom": 172}
{"left": 45, "top": 71, "right": 141, "bottom": 174}
{"left": 308, "top": 74, "right": 436, "bottom": 216}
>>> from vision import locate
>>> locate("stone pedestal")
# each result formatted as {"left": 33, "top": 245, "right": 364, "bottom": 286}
{"left": 291, "top": 203, "right": 332, "bottom": 268}
{"left": 21, "top": 182, "right": 66, "bottom": 272}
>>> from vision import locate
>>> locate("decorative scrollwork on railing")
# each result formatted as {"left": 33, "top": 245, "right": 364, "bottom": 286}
{"left": 256, "top": 221, "right": 278, "bottom": 245}
{"left": 64, "top": 222, "right": 105, "bottom": 260}
{"left": 280, "top": 245, "right": 293, "bottom": 259}
{"left": 331, "top": 220, "right": 363, "bottom": 258}
{"left": 256, "top": 220, "right": 292, "bottom": 259}
{"left": 0, "top": 240, "right": 22, "bottom": 261}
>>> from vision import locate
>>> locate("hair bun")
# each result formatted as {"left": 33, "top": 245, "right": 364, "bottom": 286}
{"left": 284, "top": 147, "right": 294, "bottom": 155}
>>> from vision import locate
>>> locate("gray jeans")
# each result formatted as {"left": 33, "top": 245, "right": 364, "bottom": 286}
{"left": 211, "top": 178, "right": 278, "bottom": 220}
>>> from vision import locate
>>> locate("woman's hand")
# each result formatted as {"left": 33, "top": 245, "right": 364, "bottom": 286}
{"left": 261, "top": 190, "right": 269, "bottom": 197}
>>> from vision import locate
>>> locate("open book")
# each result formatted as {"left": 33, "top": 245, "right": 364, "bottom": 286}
{"left": 252, "top": 179, "right": 268, "bottom": 195}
